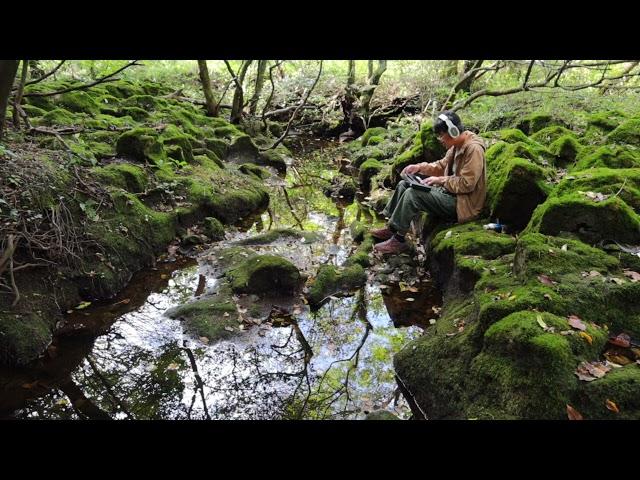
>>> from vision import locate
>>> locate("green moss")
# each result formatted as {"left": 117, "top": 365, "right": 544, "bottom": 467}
{"left": 608, "top": 118, "right": 640, "bottom": 145}
{"left": 530, "top": 125, "right": 577, "bottom": 146}
{"left": 203, "top": 217, "right": 225, "bottom": 241}
{"left": 526, "top": 191, "right": 640, "bottom": 245}
{"left": 204, "top": 138, "right": 229, "bottom": 159}
{"left": 516, "top": 113, "right": 563, "bottom": 134}
{"left": 165, "top": 297, "right": 239, "bottom": 341}
{"left": 432, "top": 223, "right": 517, "bottom": 260}
{"left": 361, "top": 127, "right": 387, "bottom": 146}
{"left": 586, "top": 110, "right": 627, "bottom": 133}
{"left": 35, "top": 108, "right": 82, "bottom": 127}
{"left": 0, "top": 312, "right": 52, "bottom": 366}
{"left": 486, "top": 151, "right": 551, "bottom": 229}
{"left": 574, "top": 365, "right": 640, "bottom": 420}
{"left": 227, "top": 255, "right": 301, "bottom": 294}
{"left": 306, "top": 264, "right": 367, "bottom": 307}
{"left": 553, "top": 168, "right": 640, "bottom": 211}
{"left": 120, "top": 106, "right": 149, "bottom": 121}
{"left": 572, "top": 145, "right": 640, "bottom": 172}
{"left": 121, "top": 94, "right": 168, "bottom": 111}
{"left": 56, "top": 91, "right": 101, "bottom": 115}
{"left": 116, "top": 128, "right": 168, "bottom": 167}
{"left": 92, "top": 163, "right": 148, "bottom": 193}
{"left": 390, "top": 120, "right": 446, "bottom": 184}
{"left": 549, "top": 135, "right": 582, "bottom": 167}
{"left": 257, "top": 149, "right": 287, "bottom": 173}
{"left": 359, "top": 158, "right": 384, "bottom": 191}
{"left": 21, "top": 104, "right": 47, "bottom": 117}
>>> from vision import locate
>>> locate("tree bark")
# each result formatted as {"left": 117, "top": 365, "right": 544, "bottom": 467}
{"left": 197, "top": 60, "right": 219, "bottom": 117}
{"left": 456, "top": 60, "right": 483, "bottom": 94}
{"left": 0, "top": 60, "right": 20, "bottom": 139}
{"left": 361, "top": 60, "right": 387, "bottom": 119}
{"left": 228, "top": 60, "right": 253, "bottom": 124}
{"left": 249, "top": 60, "right": 268, "bottom": 115}
{"left": 12, "top": 60, "right": 29, "bottom": 129}
{"left": 348, "top": 60, "right": 356, "bottom": 86}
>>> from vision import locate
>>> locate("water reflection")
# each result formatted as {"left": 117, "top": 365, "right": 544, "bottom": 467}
{"left": 2, "top": 138, "right": 440, "bottom": 420}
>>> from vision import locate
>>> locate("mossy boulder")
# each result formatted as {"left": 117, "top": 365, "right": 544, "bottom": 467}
{"left": 358, "top": 159, "right": 384, "bottom": 192}
{"left": 0, "top": 311, "right": 52, "bottom": 366}
{"left": 121, "top": 94, "right": 168, "bottom": 111}
{"left": 525, "top": 170, "right": 640, "bottom": 245}
{"left": 56, "top": 91, "right": 101, "bottom": 115}
{"left": 203, "top": 217, "right": 225, "bottom": 241}
{"left": 257, "top": 149, "right": 288, "bottom": 173}
{"left": 530, "top": 125, "right": 578, "bottom": 146}
{"left": 516, "top": 113, "right": 566, "bottom": 135}
{"left": 607, "top": 118, "right": 640, "bottom": 146}
{"left": 548, "top": 135, "right": 582, "bottom": 168}
{"left": 572, "top": 145, "right": 640, "bottom": 172}
{"left": 92, "top": 163, "right": 148, "bottom": 193}
{"left": 573, "top": 365, "right": 640, "bottom": 419}
{"left": 35, "top": 108, "right": 82, "bottom": 127}
{"left": 306, "top": 264, "right": 367, "bottom": 307}
{"left": 225, "top": 135, "right": 261, "bottom": 164}
{"left": 227, "top": 255, "right": 302, "bottom": 295}
{"left": 165, "top": 296, "right": 239, "bottom": 342}
{"left": 205, "top": 137, "right": 229, "bottom": 159}
{"left": 586, "top": 110, "right": 627, "bottom": 133}
{"left": 361, "top": 127, "right": 387, "bottom": 147}
{"left": 486, "top": 142, "right": 551, "bottom": 229}
{"left": 116, "top": 128, "right": 167, "bottom": 167}
{"left": 239, "top": 163, "right": 270, "bottom": 180}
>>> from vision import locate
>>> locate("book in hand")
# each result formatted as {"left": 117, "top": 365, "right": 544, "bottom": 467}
{"left": 400, "top": 172, "right": 432, "bottom": 192}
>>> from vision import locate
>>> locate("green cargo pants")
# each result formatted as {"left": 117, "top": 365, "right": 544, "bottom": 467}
{"left": 382, "top": 180, "right": 457, "bottom": 234}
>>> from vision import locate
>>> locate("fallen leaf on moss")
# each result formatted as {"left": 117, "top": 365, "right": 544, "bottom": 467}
{"left": 538, "top": 274, "right": 556, "bottom": 285}
{"left": 544, "top": 293, "right": 552, "bottom": 300}
{"left": 575, "top": 361, "right": 611, "bottom": 381}
{"left": 605, "top": 399, "right": 619, "bottom": 413}
{"left": 604, "top": 352, "right": 632, "bottom": 365}
{"left": 166, "top": 363, "right": 179, "bottom": 371}
{"left": 567, "top": 404, "right": 583, "bottom": 420}
{"left": 75, "top": 301, "right": 92, "bottom": 310}
{"left": 536, "top": 315, "right": 548, "bottom": 330}
{"left": 567, "top": 315, "right": 587, "bottom": 331}
{"left": 405, "top": 297, "right": 415, "bottom": 302}
{"left": 579, "top": 332, "right": 593, "bottom": 345}
{"left": 623, "top": 270, "right": 640, "bottom": 282}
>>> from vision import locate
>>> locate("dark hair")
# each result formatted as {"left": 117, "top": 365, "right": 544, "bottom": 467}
{"left": 433, "top": 110, "right": 464, "bottom": 136}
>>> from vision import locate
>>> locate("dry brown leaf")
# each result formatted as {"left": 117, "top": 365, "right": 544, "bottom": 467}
{"left": 567, "top": 315, "right": 587, "bottom": 331}
{"left": 604, "top": 352, "right": 632, "bottom": 365}
{"left": 579, "top": 331, "right": 593, "bottom": 345}
{"left": 538, "top": 274, "right": 556, "bottom": 286}
{"left": 623, "top": 270, "right": 640, "bottom": 282}
{"left": 567, "top": 404, "right": 583, "bottom": 420}
{"left": 605, "top": 399, "right": 620, "bottom": 413}
{"left": 608, "top": 333, "right": 630, "bottom": 348}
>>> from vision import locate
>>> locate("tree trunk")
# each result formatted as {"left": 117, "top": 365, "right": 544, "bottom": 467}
{"left": 455, "top": 60, "right": 483, "bottom": 94}
{"left": 360, "top": 59, "right": 387, "bottom": 119}
{"left": 347, "top": 60, "right": 356, "bottom": 86}
{"left": 197, "top": 60, "right": 218, "bottom": 117}
{"left": 249, "top": 60, "right": 268, "bottom": 115}
{"left": 0, "top": 60, "right": 20, "bottom": 140}
{"left": 230, "top": 60, "right": 253, "bottom": 124}
{"left": 368, "top": 60, "right": 373, "bottom": 80}
{"left": 12, "top": 60, "right": 29, "bottom": 129}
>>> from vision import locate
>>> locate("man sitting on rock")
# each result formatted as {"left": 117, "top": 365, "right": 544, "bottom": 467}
{"left": 371, "top": 111, "right": 487, "bottom": 254}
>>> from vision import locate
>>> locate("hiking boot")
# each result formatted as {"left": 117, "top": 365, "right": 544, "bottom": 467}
{"left": 373, "top": 236, "right": 409, "bottom": 255}
{"left": 369, "top": 227, "right": 394, "bottom": 241}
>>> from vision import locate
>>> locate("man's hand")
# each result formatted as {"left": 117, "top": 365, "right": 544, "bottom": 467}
{"left": 421, "top": 176, "right": 445, "bottom": 186}
{"left": 402, "top": 163, "right": 422, "bottom": 175}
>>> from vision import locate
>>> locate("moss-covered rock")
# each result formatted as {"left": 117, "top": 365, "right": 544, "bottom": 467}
{"left": 530, "top": 125, "right": 578, "bottom": 146}
{"left": 227, "top": 255, "right": 302, "bottom": 295}
{"left": 92, "top": 163, "right": 148, "bottom": 193}
{"left": 549, "top": 135, "right": 582, "bottom": 168}
{"left": 165, "top": 296, "right": 239, "bottom": 342}
{"left": 225, "top": 134, "right": 261, "bottom": 164}
{"left": 257, "top": 149, "right": 288, "bottom": 173}
{"left": 116, "top": 128, "right": 168, "bottom": 167}
{"left": 361, "top": 127, "right": 387, "bottom": 147}
{"left": 56, "top": 91, "right": 101, "bottom": 115}
{"left": 306, "top": 264, "right": 367, "bottom": 307}
{"left": 323, "top": 174, "right": 357, "bottom": 202}
{"left": 34, "top": 108, "right": 82, "bottom": 127}
{"left": 526, "top": 174, "right": 640, "bottom": 245}
{"left": 239, "top": 163, "right": 270, "bottom": 180}
{"left": 358, "top": 158, "right": 384, "bottom": 192}
{"left": 486, "top": 142, "right": 551, "bottom": 229}
{"left": 572, "top": 145, "right": 640, "bottom": 172}
{"left": 607, "top": 118, "right": 640, "bottom": 146}
{"left": 203, "top": 217, "right": 225, "bottom": 241}
{"left": 586, "top": 110, "right": 627, "bottom": 134}
{"left": 121, "top": 94, "right": 168, "bottom": 112}
{"left": 573, "top": 365, "right": 640, "bottom": 419}
{"left": 516, "top": 113, "right": 566, "bottom": 135}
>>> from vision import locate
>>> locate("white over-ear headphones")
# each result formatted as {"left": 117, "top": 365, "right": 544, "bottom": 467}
{"left": 438, "top": 113, "right": 460, "bottom": 138}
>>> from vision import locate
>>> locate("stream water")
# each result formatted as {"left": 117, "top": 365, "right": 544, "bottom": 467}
{"left": 0, "top": 137, "right": 441, "bottom": 420}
